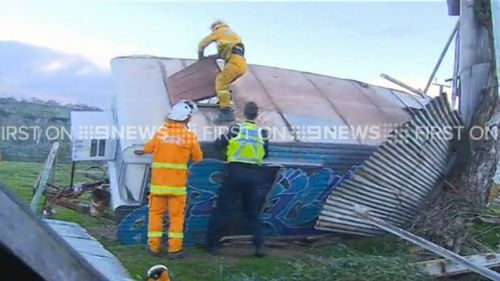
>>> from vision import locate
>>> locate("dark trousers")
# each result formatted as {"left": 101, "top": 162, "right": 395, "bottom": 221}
{"left": 206, "top": 162, "right": 268, "bottom": 248}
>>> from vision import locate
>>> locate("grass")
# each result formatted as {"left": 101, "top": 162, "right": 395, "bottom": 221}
{"left": 0, "top": 160, "right": 291, "bottom": 280}
{"left": 0, "top": 160, "right": 106, "bottom": 227}
{"left": 5, "top": 160, "right": 482, "bottom": 281}
{"left": 108, "top": 244, "right": 289, "bottom": 281}
{"left": 469, "top": 220, "right": 500, "bottom": 250}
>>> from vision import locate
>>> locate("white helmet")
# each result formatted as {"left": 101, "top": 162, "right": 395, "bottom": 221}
{"left": 167, "top": 100, "right": 198, "bottom": 121}
{"left": 146, "top": 264, "right": 170, "bottom": 280}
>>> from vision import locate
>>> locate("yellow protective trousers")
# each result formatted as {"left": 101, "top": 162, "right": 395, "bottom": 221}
{"left": 147, "top": 195, "right": 187, "bottom": 253}
{"left": 216, "top": 54, "right": 247, "bottom": 109}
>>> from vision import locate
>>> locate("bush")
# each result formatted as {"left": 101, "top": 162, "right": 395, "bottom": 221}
{"left": 0, "top": 108, "right": 10, "bottom": 117}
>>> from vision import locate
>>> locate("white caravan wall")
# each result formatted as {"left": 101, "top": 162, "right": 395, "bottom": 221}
{"left": 111, "top": 57, "right": 172, "bottom": 203}
{"left": 111, "top": 56, "right": 172, "bottom": 155}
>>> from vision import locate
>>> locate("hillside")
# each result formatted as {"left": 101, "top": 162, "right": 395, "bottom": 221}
{"left": 0, "top": 41, "right": 113, "bottom": 107}
{"left": 0, "top": 97, "right": 101, "bottom": 163}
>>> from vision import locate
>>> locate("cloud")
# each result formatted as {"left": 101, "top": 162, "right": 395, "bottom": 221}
{"left": 41, "top": 60, "right": 69, "bottom": 73}
{"left": 0, "top": 41, "right": 113, "bottom": 108}
{"left": 0, "top": 15, "right": 139, "bottom": 68}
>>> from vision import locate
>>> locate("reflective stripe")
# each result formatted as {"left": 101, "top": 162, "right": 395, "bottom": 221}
{"left": 218, "top": 39, "right": 238, "bottom": 44}
{"left": 168, "top": 232, "right": 184, "bottom": 239}
{"left": 151, "top": 189, "right": 186, "bottom": 195}
{"left": 147, "top": 231, "right": 163, "bottom": 238}
{"left": 151, "top": 162, "right": 187, "bottom": 170}
{"left": 216, "top": 89, "right": 231, "bottom": 95}
{"left": 150, "top": 185, "right": 186, "bottom": 195}
{"left": 235, "top": 138, "right": 261, "bottom": 144}
{"left": 231, "top": 157, "right": 260, "bottom": 164}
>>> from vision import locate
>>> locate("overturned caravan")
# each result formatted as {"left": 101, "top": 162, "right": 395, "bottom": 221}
{"left": 71, "top": 55, "right": 429, "bottom": 245}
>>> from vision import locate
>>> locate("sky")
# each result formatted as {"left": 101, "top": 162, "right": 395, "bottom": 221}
{"left": 0, "top": 0, "right": 458, "bottom": 107}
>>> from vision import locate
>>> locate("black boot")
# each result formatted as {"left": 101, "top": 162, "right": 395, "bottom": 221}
{"left": 254, "top": 245, "right": 266, "bottom": 257}
{"left": 146, "top": 247, "right": 161, "bottom": 257}
{"left": 167, "top": 250, "right": 185, "bottom": 260}
{"left": 215, "top": 108, "right": 235, "bottom": 123}
{"left": 207, "top": 246, "right": 221, "bottom": 256}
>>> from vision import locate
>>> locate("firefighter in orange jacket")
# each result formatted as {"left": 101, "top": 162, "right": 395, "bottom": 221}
{"left": 135, "top": 100, "right": 203, "bottom": 259}
{"left": 198, "top": 20, "right": 247, "bottom": 123}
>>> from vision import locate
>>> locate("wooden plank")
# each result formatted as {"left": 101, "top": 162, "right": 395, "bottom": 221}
{"left": 353, "top": 205, "right": 500, "bottom": 281}
{"left": 420, "top": 253, "right": 500, "bottom": 277}
{"left": 165, "top": 58, "right": 220, "bottom": 103}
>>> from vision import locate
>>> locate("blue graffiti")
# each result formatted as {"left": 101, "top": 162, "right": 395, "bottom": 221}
{"left": 116, "top": 206, "right": 148, "bottom": 245}
{"left": 117, "top": 160, "right": 357, "bottom": 245}
{"left": 261, "top": 166, "right": 357, "bottom": 236}
{"left": 117, "top": 159, "right": 224, "bottom": 246}
{"left": 183, "top": 159, "right": 224, "bottom": 244}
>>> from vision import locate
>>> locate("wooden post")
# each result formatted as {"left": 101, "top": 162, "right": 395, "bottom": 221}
{"left": 69, "top": 161, "right": 76, "bottom": 188}
{"left": 31, "top": 142, "right": 59, "bottom": 213}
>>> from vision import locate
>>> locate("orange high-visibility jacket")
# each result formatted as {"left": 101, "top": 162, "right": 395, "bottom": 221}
{"left": 144, "top": 121, "right": 203, "bottom": 196}
{"left": 198, "top": 23, "right": 242, "bottom": 61}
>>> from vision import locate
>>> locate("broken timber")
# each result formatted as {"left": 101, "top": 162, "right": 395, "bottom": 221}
{"left": 353, "top": 205, "right": 500, "bottom": 281}
{"left": 380, "top": 73, "right": 428, "bottom": 99}
{"left": 419, "top": 253, "right": 500, "bottom": 277}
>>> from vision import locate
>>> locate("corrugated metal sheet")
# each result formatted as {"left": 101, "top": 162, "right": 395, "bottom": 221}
{"left": 113, "top": 56, "right": 428, "bottom": 145}
{"left": 45, "top": 220, "right": 132, "bottom": 280}
{"left": 264, "top": 142, "right": 376, "bottom": 171}
{"left": 193, "top": 60, "right": 427, "bottom": 145}
{"left": 315, "top": 95, "right": 462, "bottom": 236}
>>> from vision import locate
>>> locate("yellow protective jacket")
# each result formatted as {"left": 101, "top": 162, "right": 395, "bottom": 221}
{"left": 144, "top": 121, "right": 203, "bottom": 195}
{"left": 227, "top": 122, "right": 265, "bottom": 165}
{"left": 198, "top": 23, "right": 242, "bottom": 61}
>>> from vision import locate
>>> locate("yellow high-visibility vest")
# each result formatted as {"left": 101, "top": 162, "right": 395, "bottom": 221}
{"left": 227, "top": 122, "right": 265, "bottom": 165}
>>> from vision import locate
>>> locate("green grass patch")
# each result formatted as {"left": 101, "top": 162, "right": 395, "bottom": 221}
{"left": 0, "top": 160, "right": 106, "bottom": 228}
{"left": 470, "top": 220, "right": 500, "bottom": 250}
{"left": 311, "top": 236, "right": 409, "bottom": 258}
{"left": 221, "top": 238, "right": 432, "bottom": 281}
{"left": 225, "top": 254, "right": 432, "bottom": 281}
{"left": 107, "top": 245, "right": 287, "bottom": 281}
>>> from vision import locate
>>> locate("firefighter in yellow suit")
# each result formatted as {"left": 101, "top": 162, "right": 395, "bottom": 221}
{"left": 135, "top": 100, "right": 203, "bottom": 259}
{"left": 198, "top": 20, "right": 247, "bottom": 123}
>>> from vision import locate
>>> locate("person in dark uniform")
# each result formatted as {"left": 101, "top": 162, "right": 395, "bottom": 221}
{"left": 205, "top": 101, "right": 269, "bottom": 257}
